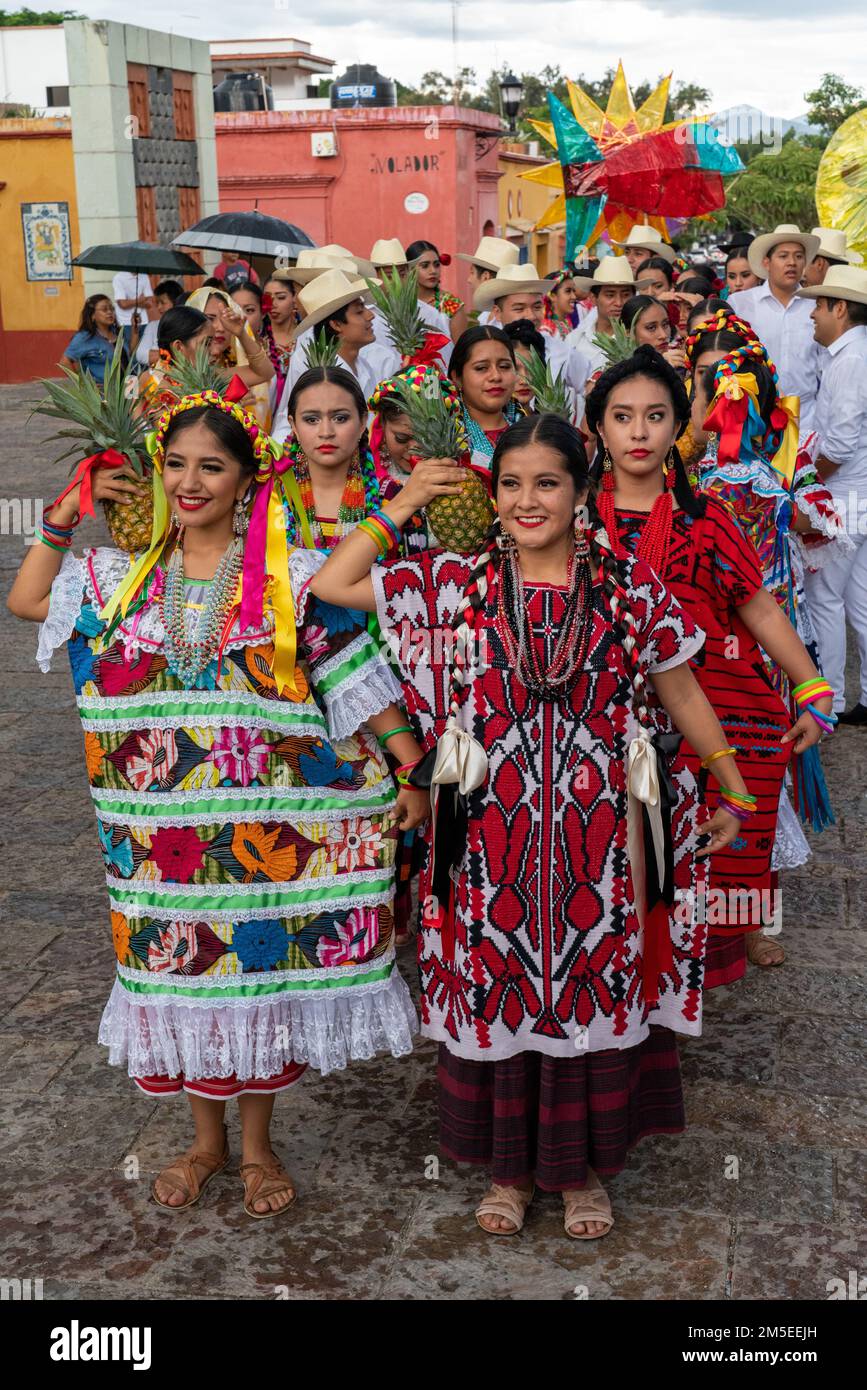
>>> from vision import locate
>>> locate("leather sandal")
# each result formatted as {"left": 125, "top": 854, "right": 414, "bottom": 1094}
{"left": 563, "top": 1170, "right": 614, "bottom": 1240}
{"left": 475, "top": 1183, "right": 534, "bottom": 1236}
{"left": 746, "top": 930, "right": 786, "bottom": 968}
{"left": 152, "top": 1125, "right": 230, "bottom": 1211}
{"left": 240, "top": 1157, "right": 297, "bottom": 1219}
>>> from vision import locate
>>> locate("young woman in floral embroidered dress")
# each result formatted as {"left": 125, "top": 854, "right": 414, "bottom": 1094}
{"left": 307, "top": 411, "right": 754, "bottom": 1240}
{"left": 8, "top": 394, "right": 427, "bottom": 1219}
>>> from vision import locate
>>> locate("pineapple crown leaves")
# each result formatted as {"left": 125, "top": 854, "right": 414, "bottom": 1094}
{"left": 364, "top": 266, "right": 428, "bottom": 358}
{"left": 303, "top": 326, "right": 340, "bottom": 369}
{"left": 160, "top": 344, "right": 232, "bottom": 403}
{"left": 521, "top": 348, "right": 572, "bottom": 420}
{"left": 393, "top": 373, "right": 468, "bottom": 460}
{"left": 32, "top": 334, "right": 150, "bottom": 477}
{"left": 592, "top": 317, "right": 637, "bottom": 367}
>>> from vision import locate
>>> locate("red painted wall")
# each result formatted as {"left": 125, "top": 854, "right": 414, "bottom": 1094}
{"left": 0, "top": 328, "right": 72, "bottom": 384}
{"left": 215, "top": 105, "right": 503, "bottom": 301}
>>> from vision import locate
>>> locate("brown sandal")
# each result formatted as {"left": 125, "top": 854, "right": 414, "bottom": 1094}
{"left": 475, "top": 1183, "right": 534, "bottom": 1236}
{"left": 239, "top": 1157, "right": 297, "bottom": 1219}
{"left": 563, "top": 1170, "right": 614, "bottom": 1240}
{"left": 746, "top": 930, "right": 786, "bottom": 968}
{"left": 152, "top": 1126, "right": 230, "bottom": 1211}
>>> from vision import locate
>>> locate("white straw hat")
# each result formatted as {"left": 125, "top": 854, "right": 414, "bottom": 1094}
{"left": 796, "top": 263, "right": 867, "bottom": 306}
{"left": 286, "top": 249, "right": 360, "bottom": 285}
{"left": 610, "top": 224, "right": 677, "bottom": 265}
{"left": 457, "top": 235, "right": 522, "bottom": 273}
{"left": 290, "top": 269, "right": 379, "bottom": 339}
{"left": 811, "top": 227, "right": 863, "bottom": 266}
{"left": 571, "top": 253, "right": 637, "bottom": 296}
{"left": 472, "top": 261, "right": 550, "bottom": 310}
{"left": 370, "top": 237, "right": 417, "bottom": 268}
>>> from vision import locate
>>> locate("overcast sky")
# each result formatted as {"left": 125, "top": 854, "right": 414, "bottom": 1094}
{"left": 27, "top": 0, "right": 867, "bottom": 115}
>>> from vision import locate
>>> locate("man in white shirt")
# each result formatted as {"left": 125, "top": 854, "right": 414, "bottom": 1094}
{"left": 801, "top": 227, "right": 863, "bottom": 288}
{"left": 796, "top": 265, "right": 867, "bottom": 722}
{"left": 271, "top": 270, "right": 400, "bottom": 443}
{"left": 728, "top": 224, "right": 823, "bottom": 432}
{"left": 112, "top": 270, "right": 154, "bottom": 352}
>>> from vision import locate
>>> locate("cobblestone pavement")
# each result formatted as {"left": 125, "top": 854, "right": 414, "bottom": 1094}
{"left": 1, "top": 381, "right": 865, "bottom": 1301}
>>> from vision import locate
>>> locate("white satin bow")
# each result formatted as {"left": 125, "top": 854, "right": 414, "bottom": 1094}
{"left": 626, "top": 730, "right": 666, "bottom": 925}
{"left": 432, "top": 718, "right": 489, "bottom": 795}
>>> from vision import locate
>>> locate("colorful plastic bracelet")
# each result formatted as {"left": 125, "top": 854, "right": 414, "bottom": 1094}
{"left": 717, "top": 796, "right": 755, "bottom": 823}
{"left": 377, "top": 725, "right": 414, "bottom": 749}
{"left": 357, "top": 515, "right": 399, "bottom": 559}
{"left": 792, "top": 678, "right": 834, "bottom": 708}
{"left": 36, "top": 527, "right": 72, "bottom": 552}
{"left": 395, "top": 760, "right": 421, "bottom": 787}
{"left": 700, "top": 747, "right": 737, "bottom": 770}
{"left": 804, "top": 702, "right": 836, "bottom": 734}
{"left": 369, "top": 508, "right": 402, "bottom": 545}
{"left": 42, "top": 508, "right": 80, "bottom": 536}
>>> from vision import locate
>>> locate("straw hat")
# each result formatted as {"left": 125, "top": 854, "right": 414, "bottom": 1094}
{"left": 811, "top": 227, "right": 863, "bottom": 266}
{"left": 796, "top": 264, "right": 867, "bottom": 306}
{"left": 472, "top": 261, "right": 550, "bottom": 310}
{"left": 457, "top": 235, "right": 522, "bottom": 273}
{"left": 571, "top": 254, "right": 636, "bottom": 296}
{"left": 747, "top": 224, "right": 821, "bottom": 278}
{"left": 370, "top": 237, "right": 419, "bottom": 269}
{"left": 299, "top": 242, "right": 377, "bottom": 279}
{"left": 278, "top": 249, "right": 360, "bottom": 286}
{"left": 611, "top": 224, "right": 677, "bottom": 265}
{"left": 290, "top": 269, "right": 380, "bottom": 339}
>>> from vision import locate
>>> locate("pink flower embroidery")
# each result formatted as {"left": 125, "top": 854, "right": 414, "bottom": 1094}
{"left": 303, "top": 623, "right": 330, "bottom": 664}
{"left": 206, "top": 727, "right": 269, "bottom": 786}
{"left": 316, "top": 909, "right": 379, "bottom": 967}
{"left": 148, "top": 923, "right": 197, "bottom": 973}
{"left": 125, "top": 729, "right": 178, "bottom": 791}
{"left": 149, "top": 826, "right": 206, "bottom": 883}
{"left": 325, "top": 818, "right": 383, "bottom": 872}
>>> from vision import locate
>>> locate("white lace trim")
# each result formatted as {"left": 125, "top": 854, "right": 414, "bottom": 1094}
{"left": 771, "top": 785, "right": 811, "bottom": 870}
{"left": 323, "top": 655, "right": 403, "bottom": 741}
{"left": 108, "top": 886, "right": 394, "bottom": 924}
{"left": 95, "top": 796, "right": 396, "bottom": 830}
{"left": 80, "top": 712, "right": 331, "bottom": 735}
{"left": 78, "top": 688, "right": 323, "bottom": 718}
{"left": 36, "top": 552, "right": 86, "bottom": 672}
{"left": 287, "top": 548, "right": 327, "bottom": 625}
{"left": 92, "top": 783, "right": 395, "bottom": 810}
{"left": 98, "top": 966, "right": 418, "bottom": 1078}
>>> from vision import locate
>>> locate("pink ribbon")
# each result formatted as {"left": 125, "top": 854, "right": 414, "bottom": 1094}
{"left": 239, "top": 451, "right": 293, "bottom": 631}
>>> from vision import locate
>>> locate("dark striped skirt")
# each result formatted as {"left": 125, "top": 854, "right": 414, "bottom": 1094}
{"left": 437, "top": 1026, "right": 684, "bottom": 1192}
{"left": 703, "top": 931, "right": 746, "bottom": 989}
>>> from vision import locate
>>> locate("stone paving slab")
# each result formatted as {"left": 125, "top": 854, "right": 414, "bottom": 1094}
{"left": 1, "top": 381, "right": 865, "bottom": 1302}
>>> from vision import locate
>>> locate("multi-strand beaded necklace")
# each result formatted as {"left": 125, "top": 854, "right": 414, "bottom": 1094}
{"left": 161, "top": 538, "right": 244, "bottom": 686}
{"left": 495, "top": 543, "right": 594, "bottom": 701}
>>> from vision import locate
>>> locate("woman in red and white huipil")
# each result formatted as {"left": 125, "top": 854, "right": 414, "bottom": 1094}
{"left": 306, "top": 410, "right": 752, "bottom": 1241}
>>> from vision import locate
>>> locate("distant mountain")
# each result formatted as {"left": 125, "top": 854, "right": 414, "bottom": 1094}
{"left": 708, "top": 104, "right": 821, "bottom": 143}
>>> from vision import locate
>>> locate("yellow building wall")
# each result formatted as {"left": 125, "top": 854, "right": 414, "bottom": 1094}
{"left": 0, "top": 120, "right": 81, "bottom": 331}
{"left": 497, "top": 150, "right": 563, "bottom": 275}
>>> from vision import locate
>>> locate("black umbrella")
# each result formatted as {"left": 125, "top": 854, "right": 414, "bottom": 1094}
{"left": 72, "top": 240, "right": 203, "bottom": 275}
{"left": 172, "top": 210, "right": 316, "bottom": 260}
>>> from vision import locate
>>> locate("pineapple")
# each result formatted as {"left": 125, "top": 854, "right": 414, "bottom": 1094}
{"left": 366, "top": 267, "right": 429, "bottom": 363}
{"left": 303, "top": 327, "right": 339, "bottom": 369}
{"left": 521, "top": 347, "right": 572, "bottom": 419}
{"left": 160, "top": 344, "right": 232, "bottom": 404}
{"left": 394, "top": 375, "right": 495, "bottom": 554}
{"left": 592, "top": 317, "right": 636, "bottom": 368}
{"left": 34, "top": 336, "right": 153, "bottom": 553}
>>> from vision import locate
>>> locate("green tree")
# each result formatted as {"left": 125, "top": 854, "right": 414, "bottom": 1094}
{"left": 0, "top": 7, "right": 83, "bottom": 21}
{"left": 804, "top": 72, "right": 864, "bottom": 136}
{"left": 723, "top": 138, "right": 823, "bottom": 230}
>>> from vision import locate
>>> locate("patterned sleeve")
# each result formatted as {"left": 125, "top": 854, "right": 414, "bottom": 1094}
{"left": 287, "top": 548, "right": 403, "bottom": 740}
{"left": 705, "top": 499, "right": 764, "bottom": 607}
{"left": 624, "top": 556, "right": 706, "bottom": 675}
{"left": 371, "top": 551, "right": 472, "bottom": 748}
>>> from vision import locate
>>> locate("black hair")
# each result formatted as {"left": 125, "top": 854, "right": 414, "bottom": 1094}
{"left": 620, "top": 294, "right": 667, "bottom": 334}
{"left": 232, "top": 280, "right": 263, "bottom": 304}
{"left": 585, "top": 344, "right": 704, "bottom": 519}
{"left": 202, "top": 276, "right": 225, "bottom": 289}
{"left": 490, "top": 413, "right": 587, "bottom": 491}
{"left": 154, "top": 279, "right": 183, "bottom": 303}
{"left": 449, "top": 324, "right": 516, "bottom": 381}
{"left": 321, "top": 303, "right": 352, "bottom": 346}
{"left": 157, "top": 305, "right": 209, "bottom": 352}
{"left": 687, "top": 261, "right": 717, "bottom": 284}
{"left": 686, "top": 296, "right": 730, "bottom": 332}
{"left": 405, "top": 240, "right": 439, "bottom": 261}
{"left": 821, "top": 296, "right": 867, "bottom": 328}
{"left": 286, "top": 364, "right": 368, "bottom": 422}
{"left": 725, "top": 249, "right": 751, "bottom": 269}
{"left": 678, "top": 275, "right": 714, "bottom": 298}
{"left": 688, "top": 326, "right": 746, "bottom": 372}
{"left": 162, "top": 404, "right": 258, "bottom": 476}
{"left": 635, "top": 255, "right": 675, "bottom": 287}
{"left": 570, "top": 256, "right": 599, "bottom": 278}
{"left": 501, "top": 318, "right": 547, "bottom": 360}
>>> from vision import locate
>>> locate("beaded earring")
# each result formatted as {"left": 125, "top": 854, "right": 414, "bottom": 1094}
{"left": 662, "top": 446, "right": 677, "bottom": 490}
{"left": 494, "top": 517, "right": 516, "bottom": 552}
{"left": 574, "top": 509, "right": 590, "bottom": 557}
{"left": 233, "top": 498, "right": 249, "bottom": 537}
{"left": 601, "top": 448, "right": 615, "bottom": 493}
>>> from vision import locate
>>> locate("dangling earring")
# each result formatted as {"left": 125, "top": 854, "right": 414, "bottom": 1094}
{"left": 494, "top": 517, "right": 515, "bottom": 552}
{"left": 601, "top": 448, "right": 615, "bottom": 493}
{"left": 573, "top": 508, "right": 590, "bottom": 557}
{"left": 663, "top": 446, "right": 677, "bottom": 490}
{"left": 233, "top": 498, "right": 249, "bottom": 537}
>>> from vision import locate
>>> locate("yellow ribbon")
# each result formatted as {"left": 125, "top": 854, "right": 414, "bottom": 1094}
{"left": 708, "top": 373, "right": 800, "bottom": 491}
{"left": 262, "top": 482, "right": 306, "bottom": 700}
{"left": 99, "top": 467, "right": 170, "bottom": 627}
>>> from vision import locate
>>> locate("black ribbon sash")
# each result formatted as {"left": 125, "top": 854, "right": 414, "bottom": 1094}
{"left": 642, "top": 731, "right": 682, "bottom": 912}
{"left": 408, "top": 745, "right": 468, "bottom": 910}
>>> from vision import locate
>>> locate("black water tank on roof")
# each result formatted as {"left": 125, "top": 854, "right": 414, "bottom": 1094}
{"left": 330, "top": 64, "right": 396, "bottom": 108}
{"left": 213, "top": 72, "right": 275, "bottom": 113}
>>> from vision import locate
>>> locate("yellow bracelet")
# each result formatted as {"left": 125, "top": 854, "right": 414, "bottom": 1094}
{"left": 700, "top": 747, "right": 737, "bottom": 770}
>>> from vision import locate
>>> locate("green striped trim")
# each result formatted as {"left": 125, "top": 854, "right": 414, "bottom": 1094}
{"left": 108, "top": 872, "right": 394, "bottom": 914}
{"left": 92, "top": 788, "right": 396, "bottom": 820}
{"left": 77, "top": 697, "right": 327, "bottom": 729}
{"left": 314, "top": 641, "right": 375, "bottom": 696}
{"left": 117, "top": 961, "right": 394, "bottom": 999}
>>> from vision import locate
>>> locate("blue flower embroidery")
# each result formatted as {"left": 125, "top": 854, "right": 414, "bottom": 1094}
{"left": 312, "top": 598, "right": 363, "bottom": 636}
{"left": 76, "top": 604, "right": 106, "bottom": 639}
{"left": 67, "top": 635, "right": 96, "bottom": 693}
{"left": 97, "top": 821, "right": 135, "bottom": 877}
{"left": 298, "top": 740, "right": 354, "bottom": 787}
{"left": 232, "top": 919, "right": 289, "bottom": 970}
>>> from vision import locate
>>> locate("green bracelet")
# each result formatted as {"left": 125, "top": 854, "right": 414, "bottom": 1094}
{"left": 377, "top": 725, "right": 414, "bottom": 749}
